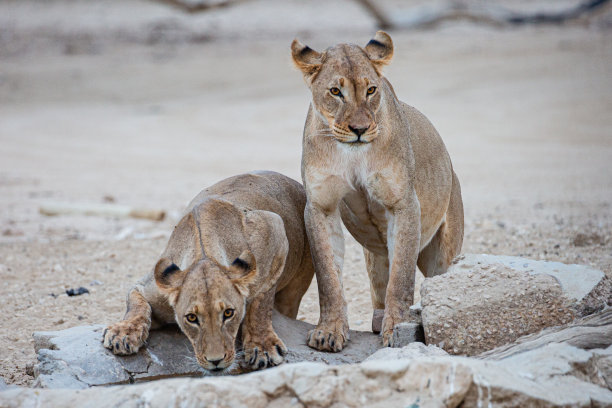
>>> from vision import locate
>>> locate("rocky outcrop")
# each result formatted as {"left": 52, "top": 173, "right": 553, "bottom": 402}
{"left": 421, "top": 254, "right": 610, "bottom": 355}
{"left": 3, "top": 341, "right": 611, "bottom": 407}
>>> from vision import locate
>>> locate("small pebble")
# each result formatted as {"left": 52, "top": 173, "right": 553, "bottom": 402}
{"left": 66, "top": 287, "right": 89, "bottom": 296}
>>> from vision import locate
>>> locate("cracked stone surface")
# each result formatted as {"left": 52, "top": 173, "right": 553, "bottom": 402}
{"left": 33, "top": 324, "right": 204, "bottom": 388}
{"left": 5, "top": 342, "right": 612, "bottom": 407}
{"left": 421, "top": 254, "right": 610, "bottom": 355}
{"left": 32, "top": 310, "right": 382, "bottom": 389}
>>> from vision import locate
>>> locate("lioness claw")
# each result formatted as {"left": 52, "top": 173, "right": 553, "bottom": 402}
{"left": 307, "top": 327, "right": 346, "bottom": 352}
{"left": 243, "top": 335, "right": 287, "bottom": 370}
{"left": 102, "top": 321, "right": 147, "bottom": 355}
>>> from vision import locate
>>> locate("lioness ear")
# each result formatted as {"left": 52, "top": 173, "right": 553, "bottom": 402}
{"left": 291, "top": 39, "right": 322, "bottom": 83}
{"left": 228, "top": 250, "right": 257, "bottom": 296}
{"left": 154, "top": 258, "right": 187, "bottom": 303}
{"left": 365, "top": 31, "right": 394, "bottom": 74}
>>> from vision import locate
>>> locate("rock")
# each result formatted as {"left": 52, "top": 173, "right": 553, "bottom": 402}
{"left": 421, "top": 254, "right": 610, "bottom": 355}
{"left": 460, "top": 343, "right": 612, "bottom": 406}
{"left": 65, "top": 287, "right": 89, "bottom": 297}
{"left": 391, "top": 322, "right": 424, "bottom": 347}
{"left": 33, "top": 324, "right": 205, "bottom": 389}
{"left": 32, "top": 310, "right": 381, "bottom": 389}
{"left": 372, "top": 302, "right": 422, "bottom": 335}
{"left": 272, "top": 311, "right": 381, "bottom": 366}
{"left": 479, "top": 307, "right": 612, "bottom": 360}
{"left": 593, "top": 346, "right": 612, "bottom": 390}
{"left": 409, "top": 301, "right": 422, "bottom": 323}
{"left": 5, "top": 342, "right": 611, "bottom": 407}
{"left": 461, "top": 253, "right": 610, "bottom": 316}
{"left": 365, "top": 342, "right": 447, "bottom": 361}
{"left": 371, "top": 309, "right": 383, "bottom": 333}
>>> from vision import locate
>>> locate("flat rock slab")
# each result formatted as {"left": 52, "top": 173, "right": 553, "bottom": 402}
{"left": 273, "top": 312, "right": 381, "bottom": 366}
{"left": 421, "top": 254, "right": 610, "bottom": 356}
{"left": 33, "top": 324, "right": 203, "bottom": 389}
{"left": 33, "top": 311, "right": 382, "bottom": 389}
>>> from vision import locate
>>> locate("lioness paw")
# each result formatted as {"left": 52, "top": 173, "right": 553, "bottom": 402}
{"left": 243, "top": 333, "right": 287, "bottom": 370}
{"left": 307, "top": 325, "right": 348, "bottom": 352}
{"left": 382, "top": 329, "right": 394, "bottom": 347}
{"left": 102, "top": 320, "right": 148, "bottom": 355}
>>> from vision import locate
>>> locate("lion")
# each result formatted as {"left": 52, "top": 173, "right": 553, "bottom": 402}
{"left": 291, "top": 31, "right": 464, "bottom": 351}
{"left": 103, "top": 171, "right": 314, "bottom": 373}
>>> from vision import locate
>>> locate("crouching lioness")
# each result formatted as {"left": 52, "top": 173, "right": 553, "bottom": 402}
{"left": 292, "top": 32, "right": 464, "bottom": 350}
{"left": 103, "top": 171, "right": 314, "bottom": 373}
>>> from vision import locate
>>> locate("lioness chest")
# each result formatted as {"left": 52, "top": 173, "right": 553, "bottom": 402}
{"left": 306, "top": 142, "right": 443, "bottom": 257}
{"left": 341, "top": 186, "right": 390, "bottom": 256}
{"left": 307, "top": 144, "right": 403, "bottom": 255}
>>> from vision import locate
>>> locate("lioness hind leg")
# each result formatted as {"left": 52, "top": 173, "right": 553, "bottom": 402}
{"left": 274, "top": 247, "right": 315, "bottom": 319}
{"left": 417, "top": 171, "right": 464, "bottom": 277}
{"left": 364, "top": 248, "right": 389, "bottom": 333}
{"left": 103, "top": 287, "right": 152, "bottom": 355}
{"left": 242, "top": 287, "right": 287, "bottom": 370}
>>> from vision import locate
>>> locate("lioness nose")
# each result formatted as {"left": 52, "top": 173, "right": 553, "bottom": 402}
{"left": 207, "top": 356, "right": 225, "bottom": 366}
{"left": 349, "top": 125, "right": 368, "bottom": 136}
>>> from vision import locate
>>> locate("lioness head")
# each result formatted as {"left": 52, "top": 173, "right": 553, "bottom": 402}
{"left": 291, "top": 31, "right": 394, "bottom": 144}
{"left": 153, "top": 250, "right": 257, "bottom": 374}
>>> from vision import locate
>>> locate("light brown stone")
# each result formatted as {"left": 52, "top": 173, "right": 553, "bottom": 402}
{"left": 3, "top": 342, "right": 612, "bottom": 407}
{"left": 421, "top": 259, "right": 575, "bottom": 355}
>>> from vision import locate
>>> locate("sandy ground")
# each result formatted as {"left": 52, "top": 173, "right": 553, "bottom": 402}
{"left": 1, "top": 1, "right": 612, "bottom": 387}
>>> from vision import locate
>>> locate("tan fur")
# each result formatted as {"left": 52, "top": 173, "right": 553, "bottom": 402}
{"left": 292, "top": 32, "right": 464, "bottom": 350}
{"left": 103, "top": 172, "right": 314, "bottom": 372}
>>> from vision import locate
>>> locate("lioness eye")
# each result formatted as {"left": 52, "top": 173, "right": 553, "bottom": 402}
{"left": 223, "top": 309, "right": 235, "bottom": 320}
{"left": 367, "top": 86, "right": 377, "bottom": 95}
{"left": 330, "top": 87, "right": 342, "bottom": 96}
{"left": 186, "top": 313, "right": 198, "bottom": 324}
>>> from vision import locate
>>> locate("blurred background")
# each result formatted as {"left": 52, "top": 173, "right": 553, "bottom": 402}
{"left": 0, "top": 0, "right": 611, "bottom": 386}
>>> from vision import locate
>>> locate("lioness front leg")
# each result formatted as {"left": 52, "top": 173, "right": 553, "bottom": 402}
{"left": 381, "top": 202, "right": 421, "bottom": 347}
{"left": 242, "top": 287, "right": 287, "bottom": 370}
{"left": 304, "top": 203, "right": 349, "bottom": 352}
{"left": 103, "top": 287, "right": 152, "bottom": 355}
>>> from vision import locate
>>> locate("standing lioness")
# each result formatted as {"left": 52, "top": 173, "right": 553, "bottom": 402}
{"left": 103, "top": 171, "right": 314, "bottom": 372}
{"left": 292, "top": 32, "right": 463, "bottom": 350}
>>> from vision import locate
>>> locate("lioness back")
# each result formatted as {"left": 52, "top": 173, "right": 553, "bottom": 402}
{"left": 185, "top": 171, "right": 309, "bottom": 292}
